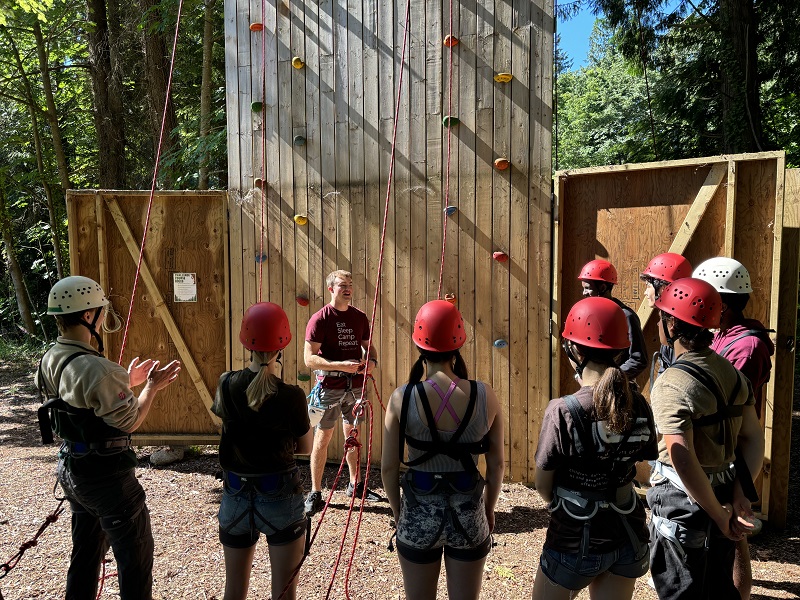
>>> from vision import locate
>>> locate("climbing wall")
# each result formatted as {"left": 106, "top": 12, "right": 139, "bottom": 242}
{"left": 224, "top": 0, "right": 554, "bottom": 480}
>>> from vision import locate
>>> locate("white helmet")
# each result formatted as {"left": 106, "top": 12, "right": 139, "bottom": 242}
{"left": 47, "top": 276, "right": 109, "bottom": 315}
{"left": 692, "top": 257, "right": 752, "bottom": 294}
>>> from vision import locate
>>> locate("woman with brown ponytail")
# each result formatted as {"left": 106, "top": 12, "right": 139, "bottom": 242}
{"left": 213, "top": 303, "right": 313, "bottom": 600}
{"left": 532, "top": 297, "right": 658, "bottom": 600}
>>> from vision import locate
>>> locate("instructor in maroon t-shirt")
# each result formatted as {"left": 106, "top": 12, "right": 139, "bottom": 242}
{"left": 303, "top": 270, "right": 383, "bottom": 515}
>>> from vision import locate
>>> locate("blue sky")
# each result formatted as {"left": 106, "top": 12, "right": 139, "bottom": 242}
{"left": 557, "top": 6, "right": 600, "bottom": 69}
{"left": 558, "top": 1, "right": 683, "bottom": 70}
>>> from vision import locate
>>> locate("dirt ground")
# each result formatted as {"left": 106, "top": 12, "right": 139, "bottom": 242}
{"left": 2, "top": 357, "right": 800, "bottom": 599}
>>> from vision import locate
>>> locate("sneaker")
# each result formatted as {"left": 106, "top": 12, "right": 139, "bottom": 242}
{"left": 346, "top": 481, "right": 384, "bottom": 502}
{"left": 305, "top": 491, "right": 324, "bottom": 516}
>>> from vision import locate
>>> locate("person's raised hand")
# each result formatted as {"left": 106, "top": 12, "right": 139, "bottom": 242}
{"left": 128, "top": 357, "right": 155, "bottom": 387}
{"left": 145, "top": 360, "right": 182, "bottom": 391}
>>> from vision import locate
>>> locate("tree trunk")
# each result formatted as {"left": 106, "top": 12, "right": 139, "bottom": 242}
{"left": 198, "top": 0, "right": 216, "bottom": 190}
{"left": 718, "top": 0, "right": 764, "bottom": 153}
{"left": 1, "top": 26, "right": 66, "bottom": 280}
{"left": 86, "top": 0, "right": 126, "bottom": 188}
{"left": 33, "top": 21, "right": 73, "bottom": 195}
{"left": 139, "top": 0, "right": 180, "bottom": 187}
{"left": 0, "top": 189, "right": 38, "bottom": 337}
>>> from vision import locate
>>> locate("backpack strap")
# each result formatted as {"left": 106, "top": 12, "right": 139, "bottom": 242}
{"left": 669, "top": 360, "right": 743, "bottom": 428}
{"left": 718, "top": 329, "right": 774, "bottom": 359}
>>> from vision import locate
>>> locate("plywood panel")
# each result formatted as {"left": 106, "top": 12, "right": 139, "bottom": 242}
{"left": 66, "top": 191, "right": 228, "bottom": 440}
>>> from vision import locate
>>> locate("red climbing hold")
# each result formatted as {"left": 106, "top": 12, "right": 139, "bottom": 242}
{"left": 296, "top": 296, "right": 310, "bottom": 307}
{"left": 493, "top": 251, "right": 509, "bottom": 263}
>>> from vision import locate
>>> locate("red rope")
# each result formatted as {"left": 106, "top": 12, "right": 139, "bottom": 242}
{"left": 118, "top": 0, "right": 186, "bottom": 365}
{"left": 258, "top": 0, "right": 267, "bottom": 302}
{"left": 437, "top": 0, "right": 455, "bottom": 300}
{"left": 95, "top": 559, "right": 116, "bottom": 600}
{"left": 0, "top": 499, "right": 65, "bottom": 580}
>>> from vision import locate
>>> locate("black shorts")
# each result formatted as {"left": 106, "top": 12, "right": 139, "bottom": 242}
{"left": 396, "top": 533, "right": 492, "bottom": 564}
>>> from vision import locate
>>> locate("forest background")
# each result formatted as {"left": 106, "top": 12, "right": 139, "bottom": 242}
{"left": 0, "top": 0, "right": 798, "bottom": 350}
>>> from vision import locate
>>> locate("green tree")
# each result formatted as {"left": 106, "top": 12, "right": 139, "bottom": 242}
{"left": 556, "top": 21, "right": 658, "bottom": 169}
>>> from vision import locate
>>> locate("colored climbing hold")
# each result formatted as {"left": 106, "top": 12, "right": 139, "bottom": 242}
{"left": 494, "top": 72, "right": 513, "bottom": 83}
{"left": 444, "top": 293, "right": 457, "bottom": 305}
{"left": 296, "top": 295, "right": 310, "bottom": 306}
{"left": 442, "top": 115, "right": 459, "bottom": 128}
{"left": 251, "top": 101, "right": 263, "bottom": 112}
{"left": 493, "top": 251, "right": 509, "bottom": 263}
{"left": 249, "top": 23, "right": 263, "bottom": 32}
{"left": 293, "top": 214, "right": 308, "bottom": 226}
{"left": 255, "top": 252, "right": 268, "bottom": 263}
{"left": 493, "top": 339, "right": 508, "bottom": 348}
{"left": 443, "top": 35, "right": 459, "bottom": 47}
{"left": 293, "top": 135, "right": 306, "bottom": 146}
{"left": 494, "top": 157, "right": 510, "bottom": 171}
{"left": 444, "top": 206, "right": 458, "bottom": 216}
{"left": 254, "top": 177, "right": 264, "bottom": 189}
{"left": 292, "top": 56, "right": 305, "bottom": 69}
{"left": 297, "top": 373, "right": 311, "bottom": 382}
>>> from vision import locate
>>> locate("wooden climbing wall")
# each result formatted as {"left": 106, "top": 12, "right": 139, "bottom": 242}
{"left": 224, "top": 0, "right": 555, "bottom": 481}
{"left": 66, "top": 191, "right": 229, "bottom": 444}
{"left": 553, "top": 153, "right": 799, "bottom": 528}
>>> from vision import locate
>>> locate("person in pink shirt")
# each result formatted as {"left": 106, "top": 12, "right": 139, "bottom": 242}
{"left": 693, "top": 257, "right": 773, "bottom": 600}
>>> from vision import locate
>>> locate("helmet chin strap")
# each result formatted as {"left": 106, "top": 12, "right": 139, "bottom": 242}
{"left": 563, "top": 340, "right": 589, "bottom": 379}
{"left": 660, "top": 312, "right": 679, "bottom": 348}
{"left": 78, "top": 307, "right": 105, "bottom": 355}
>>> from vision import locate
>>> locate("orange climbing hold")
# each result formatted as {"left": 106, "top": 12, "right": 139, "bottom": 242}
{"left": 249, "top": 23, "right": 263, "bottom": 32}
{"left": 443, "top": 35, "right": 459, "bottom": 47}
{"left": 494, "top": 158, "right": 510, "bottom": 170}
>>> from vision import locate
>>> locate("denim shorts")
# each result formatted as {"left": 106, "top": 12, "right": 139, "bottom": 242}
{"left": 218, "top": 486, "right": 306, "bottom": 548}
{"left": 316, "top": 386, "right": 363, "bottom": 429}
{"left": 540, "top": 540, "right": 649, "bottom": 591}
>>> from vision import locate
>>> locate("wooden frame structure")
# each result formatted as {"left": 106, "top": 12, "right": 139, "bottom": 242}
{"left": 66, "top": 191, "right": 229, "bottom": 445}
{"left": 552, "top": 153, "right": 799, "bottom": 528}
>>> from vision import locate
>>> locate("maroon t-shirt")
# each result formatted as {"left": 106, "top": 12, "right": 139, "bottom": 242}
{"left": 306, "top": 304, "right": 370, "bottom": 389}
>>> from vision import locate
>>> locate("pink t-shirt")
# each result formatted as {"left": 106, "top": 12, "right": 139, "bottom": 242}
{"left": 306, "top": 305, "right": 370, "bottom": 389}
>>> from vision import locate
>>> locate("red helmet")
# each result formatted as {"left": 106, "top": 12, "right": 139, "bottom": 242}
{"left": 655, "top": 278, "right": 721, "bottom": 329}
{"left": 562, "top": 297, "right": 629, "bottom": 350}
{"left": 413, "top": 300, "right": 466, "bottom": 352}
{"left": 239, "top": 302, "right": 292, "bottom": 352}
{"left": 642, "top": 253, "right": 692, "bottom": 283}
{"left": 578, "top": 259, "right": 618, "bottom": 284}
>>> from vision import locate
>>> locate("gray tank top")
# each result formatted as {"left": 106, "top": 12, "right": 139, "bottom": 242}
{"left": 404, "top": 380, "right": 490, "bottom": 473}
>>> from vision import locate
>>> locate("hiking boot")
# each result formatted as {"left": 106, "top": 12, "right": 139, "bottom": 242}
{"left": 305, "top": 491, "right": 324, "bottom": 516}
{"left": 346, "top": 481, "right": 384, "bottom": 502}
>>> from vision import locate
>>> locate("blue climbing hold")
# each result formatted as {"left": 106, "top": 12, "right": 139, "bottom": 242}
{"left": 444, "top": 206, "right": 458, "bottom": 216}
{"left": 255, "top": 253, "right": 268, "bottom": 263}
{"left": 493, "top": 339, "right": 508, "bottom": 348}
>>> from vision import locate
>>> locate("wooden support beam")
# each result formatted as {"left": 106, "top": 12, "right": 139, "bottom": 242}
{"left": 725, "top": 161, "right": 737, "bottom": 256}
{"left": 763, "top": 160, "right": 795, "bottom": 529}
{"left": 95, "top": 193, "right": 111, "bottom": 352}
{"left": 105, "top": 197, "right": 222, "bottom": 427}
{"left": 636, "top": 162, "right": 727, "bottom": 326}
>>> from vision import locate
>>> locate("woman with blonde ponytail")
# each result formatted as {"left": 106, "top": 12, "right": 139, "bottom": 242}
{"left": 212, "top": 303, "right": 313, "bottom": 600}
{"left": 532, "top": 297, "right": 657, "bottom": 600}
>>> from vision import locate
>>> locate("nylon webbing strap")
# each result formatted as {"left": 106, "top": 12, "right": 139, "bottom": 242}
{"left": 719, "top": 329, "right": 774, "bottom": 358}
{"left": 564, "top": 394, "right": 593, "bottom": 456}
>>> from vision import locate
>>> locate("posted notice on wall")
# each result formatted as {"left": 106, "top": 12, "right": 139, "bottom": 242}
{"left": 173, "top": 273, "right": 197, "bottom": 303}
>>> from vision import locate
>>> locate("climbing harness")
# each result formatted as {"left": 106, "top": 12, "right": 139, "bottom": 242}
{"left": 550, "top": 394, "right": 649, "bottom": 565}
{"left": 399, "top": 380, "right": 490, "bottom": 475}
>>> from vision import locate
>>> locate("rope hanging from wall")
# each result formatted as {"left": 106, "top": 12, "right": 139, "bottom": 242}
{"left": 118, "top": 0, "right": 186, "bottom": 366}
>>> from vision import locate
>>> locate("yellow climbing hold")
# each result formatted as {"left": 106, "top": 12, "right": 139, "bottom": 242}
{"left": 494, "top": 72, "right": 513, "bottom": 83}
{"left": 293, "top": 214, "right": 308, "bottom": 226}
{"left": 292, "top": 57, "right": 305, "bottom": 69}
